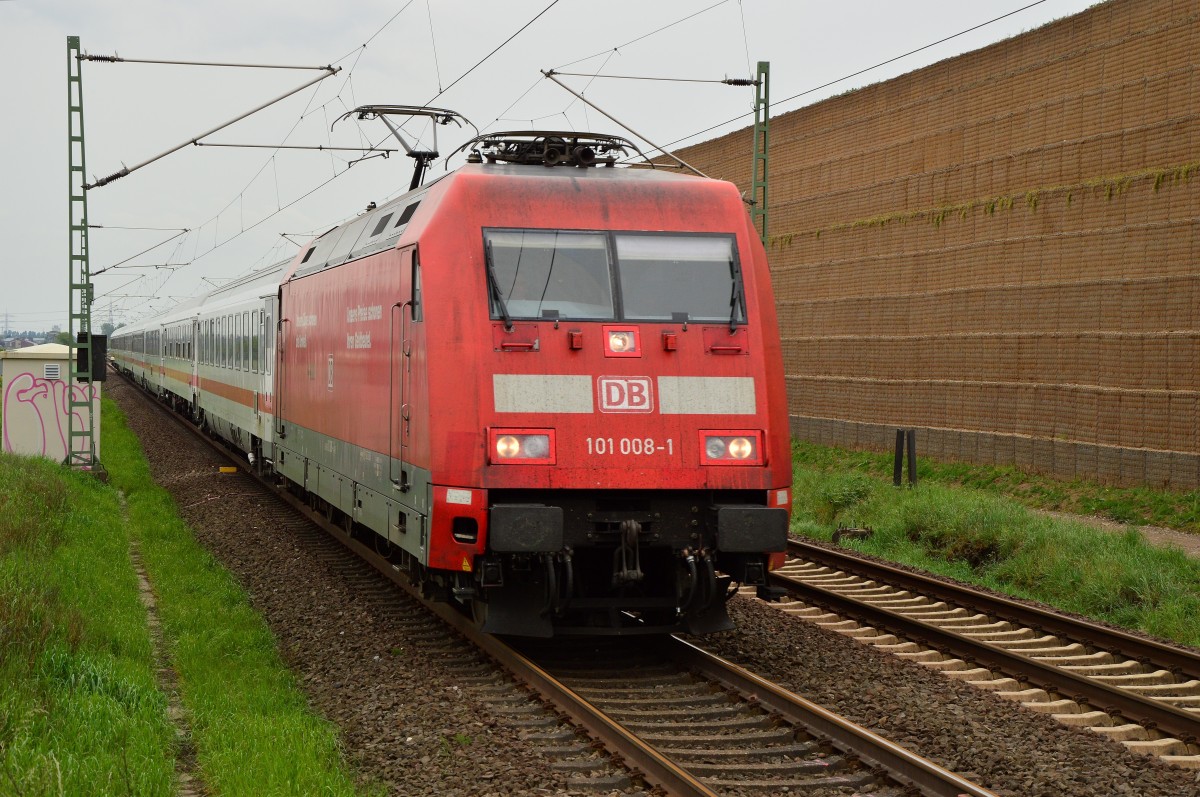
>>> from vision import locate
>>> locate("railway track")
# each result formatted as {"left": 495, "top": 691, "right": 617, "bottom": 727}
{"left": 117, "top": 370, "right": 996, "bottom": 797}
{"left": 759, "top": 540, "right": 1200, "bottom": 768}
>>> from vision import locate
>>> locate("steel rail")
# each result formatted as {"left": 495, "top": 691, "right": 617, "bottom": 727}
{"left": 335, "top": 533, "right": 720, "bottom": 797}
{"left": 776, "top": 541, "right": 1200, "bottom": 745}
{"left": 669, "top": 636, "right": 999, "bottom": 797}
{"left": 112, "top": 372, "right": 997, "bottom": 795}
{"left": 788, "top": 540, "right": 1200, "bottom": 679}
{"left": 110, "top": 369, "right": 715, "bottom": 797}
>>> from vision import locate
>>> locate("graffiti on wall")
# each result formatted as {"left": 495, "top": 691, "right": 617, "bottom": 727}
{"left": 2, "top": 372, "right": 99, "bottom": 460}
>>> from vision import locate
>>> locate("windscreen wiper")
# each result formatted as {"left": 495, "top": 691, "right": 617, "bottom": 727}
{"left": 728, "top": 256, "right": 744, "bottom": 333}
{"left": 485, "top": 240, "right": 513, "bottom": 330}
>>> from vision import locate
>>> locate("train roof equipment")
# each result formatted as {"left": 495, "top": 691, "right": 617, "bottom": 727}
{"left": 453, "top": 130, "right": 642, "bottom": 169}
{"left": 335, "top": 104, "right": 477, "bottom": 191}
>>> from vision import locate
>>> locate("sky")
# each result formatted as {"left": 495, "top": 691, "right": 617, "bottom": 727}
{"left": 0, "top": 0, "right": 1098, "bottom": 332}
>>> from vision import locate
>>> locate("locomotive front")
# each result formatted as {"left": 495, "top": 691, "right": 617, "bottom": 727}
{"left": 419, "top": 139, "right": 791, "bottom": 636}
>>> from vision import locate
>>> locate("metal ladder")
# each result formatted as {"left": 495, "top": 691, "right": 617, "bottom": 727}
{"left": 67, "top": 35, "right": 96, "bottom": 468}
{"left": 750, "top": 61, "right": 770, "bottom": 246}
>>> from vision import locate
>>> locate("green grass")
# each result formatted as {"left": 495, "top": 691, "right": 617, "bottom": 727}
{"left": 0, "top": 451, "right": 176, "bottom": 795}
{"left": 792, "top": 442, "right": 1200, "bottom": 647}
{"left": 0, "top": 379, "right": 371, "bottom": 795}
{"left": 100, "top": 396, "right": 374, "bottom": 796}
{"left": 793, "top": 440, "right": 1200, "bottom": 533}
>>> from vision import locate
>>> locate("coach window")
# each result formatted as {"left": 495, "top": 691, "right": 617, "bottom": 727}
{"left": 264, "top": 308, "right": 273, "bottom": 376}
{"left": 234, "top": 314, "right": 241, "bottom": 371}
{"left": 226, "top": 315, "right": 232, "bottom": 369}
{"left": 242, "top": 311, "right": 250, "bottom": 370}
{"left": 251, "top": 311, "right": 259, "bottom": 373}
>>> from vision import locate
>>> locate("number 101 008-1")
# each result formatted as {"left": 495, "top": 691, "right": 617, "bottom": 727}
{"left": 586, "top": 437, "right": 674, "bottom": 456}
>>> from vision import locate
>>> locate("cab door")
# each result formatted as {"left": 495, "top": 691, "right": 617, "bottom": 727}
{"left": 390, "top": 245, "right": 421, "bottom": 491}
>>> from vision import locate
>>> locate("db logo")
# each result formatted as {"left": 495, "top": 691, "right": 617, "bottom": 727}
{"left": 597, "top": 376, "right": 654, "bottom": 413}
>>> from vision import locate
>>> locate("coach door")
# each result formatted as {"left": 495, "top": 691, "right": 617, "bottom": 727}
{"left": 390, "top": 246, "right": 418, "bottom": 493}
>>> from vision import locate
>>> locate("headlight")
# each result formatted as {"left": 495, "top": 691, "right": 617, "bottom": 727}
{"left": 608, "top": 331, "right": 634, "bottom": 352}
{"left": 602, "top": 325, "right": 640, "bottom": 358}
{"left": 700, "top": 431, "right": 763, "bottom": 465}
{"left": 490, "top": 429, "right": 555, "bottom": 464}
{"left": 727, "top": 437, "right": 754, "bottom": 459}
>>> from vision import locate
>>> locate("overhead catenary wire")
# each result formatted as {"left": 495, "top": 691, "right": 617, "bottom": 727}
{"left": 187, "top": 0, "right": 563, "bottom": 271}
{"left": 79, "top": 55, "right": 334, "bottom": 70}
{"left": 85, "top": 66, "right": 341, "bottom": 188}
{"left": 106, "top": 0, "right": 565, "bottom": 322}
{"left": 194, "top": 142, "right": 399, "bottom": 153}
{"left": 553, "top": 0, "right": 732, "bottom": 70}
{"left": 425, "top": 0, "right": 443, "bottom": 92}
{"left": 545, "top": 71, "right": 755, "bottom": 85}
{"left": 736, "top": 0, "right": 753, "bottom": 79}
{"left": 541, "top": 70, "right": 708, "bottom": 178}
{"left": 89, "top": 225, "right": 189, "bottom": 231}
{"left": 646, "top": 0, "right": 1051, "bottom": 155}
{"left": 482, "top": 0, "right": 742, "bottom": 141}
{"left": 92, "top": 229, "right": 191, "bottom": 276}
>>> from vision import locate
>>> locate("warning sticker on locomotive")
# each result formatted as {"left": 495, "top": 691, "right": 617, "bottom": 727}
{"left": 346, "top": 305, "right": 383, "bottom": 323}
{"left": 597, "top": 376, "right": 654, "bottom": 413}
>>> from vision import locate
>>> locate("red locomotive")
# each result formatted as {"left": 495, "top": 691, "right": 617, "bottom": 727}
{"left": 113, "top": 129, "right": 791, "bottom": 635}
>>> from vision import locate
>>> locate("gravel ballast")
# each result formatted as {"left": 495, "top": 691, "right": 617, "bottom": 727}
{"left": 110, "top": 380, "right": 638, "bottom": 796}
{"left": 111, "top": 379, "right": 1200, "bottom": 796}
{"left": 701, "top": 597, "right": 1200, "bottom": 796}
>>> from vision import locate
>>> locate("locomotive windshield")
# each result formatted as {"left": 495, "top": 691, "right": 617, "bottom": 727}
{"left": 485, "top": 230, "right": 615, "bottom": 320}
{"left": 484, "top": 229, "right": 745, "bottom": 323}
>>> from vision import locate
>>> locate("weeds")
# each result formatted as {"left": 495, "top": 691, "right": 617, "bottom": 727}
{"left": 0, "top": 452, "right": 175, "bottom": 796}
{"left": 792, "top": 442, "right": 1200, "bottom": 646}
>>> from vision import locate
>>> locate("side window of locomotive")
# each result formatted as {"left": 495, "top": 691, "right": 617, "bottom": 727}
{"left": 411, "top": 258, "right": 422, "bottom": 321}
{"left": 614, "top": 234, "right": 745, "bottom": 324}
{"left": 483, "top": 229, "right": 614, "bottom": 321}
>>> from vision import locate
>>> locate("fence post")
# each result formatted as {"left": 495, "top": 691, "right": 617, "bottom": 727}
{"left": 893, "top": 429, "right": 905, "bottom": 486}
{"left": 906, "top": 429, "right": 918, "bottom": 486}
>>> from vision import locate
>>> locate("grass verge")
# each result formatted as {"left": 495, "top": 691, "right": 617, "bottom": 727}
{"left": 0, "top": 451, "right": 175, "bottom": 795}
{"left": 793, "top": 440, "right": 1200, "bottom": 533}
{"left": 793, "top": 444, "right": 1200, "bottom": 647}
{"left": 99, "top": 395, "right": 373, "bottom": 795}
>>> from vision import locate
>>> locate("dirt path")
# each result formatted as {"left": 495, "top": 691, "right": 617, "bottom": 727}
{"left": 1038, "top": 510, "right": 1200, "bottom": 560}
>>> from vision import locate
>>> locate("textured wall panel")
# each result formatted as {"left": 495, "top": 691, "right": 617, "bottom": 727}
{"left": 675, "top": 0, "right": 1200, "bottom": 487}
